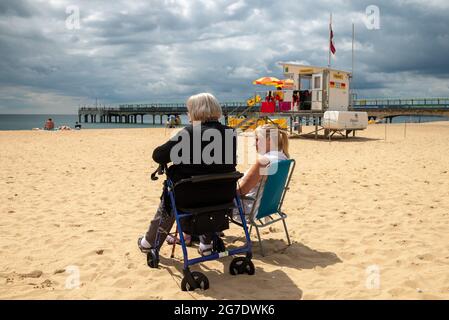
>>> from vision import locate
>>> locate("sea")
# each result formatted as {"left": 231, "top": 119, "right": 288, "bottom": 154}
{"left": 0, "top": 114, "right": 448, "bottom": 131}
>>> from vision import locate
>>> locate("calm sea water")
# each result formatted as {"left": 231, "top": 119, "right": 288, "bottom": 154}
{"left": 0, "top": 114, "right": 447, "bottom": 131}
{"left": 0, "top": 114, "right": 190, "bottom": 131}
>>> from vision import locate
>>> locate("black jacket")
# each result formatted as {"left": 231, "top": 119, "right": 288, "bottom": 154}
{"left": 152, "top": 121, "right": 237, "bottom": 183}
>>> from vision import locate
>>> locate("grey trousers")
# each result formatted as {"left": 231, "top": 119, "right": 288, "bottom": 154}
{"left": 144, "top": 200, "right": 214, "bottom": 250}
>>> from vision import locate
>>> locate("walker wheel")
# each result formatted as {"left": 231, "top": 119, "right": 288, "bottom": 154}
{"left": 229, "top": 257, "right": 255, "bottom": 276}
{"left": 147, "top": 249, "right": 159, "bottom": 269}
{"left": 181, "top": 272, "right": 209, "bottom": 291}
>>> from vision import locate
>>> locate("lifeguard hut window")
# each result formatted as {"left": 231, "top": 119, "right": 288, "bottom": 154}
{"left": 313, "top": 75, "right": 322, "bottom": 90}
{"left": 300, "top": 77, "right": 311, "bottom": 90}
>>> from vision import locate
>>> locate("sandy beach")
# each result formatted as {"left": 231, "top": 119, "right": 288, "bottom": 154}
{"left": 1, "top": 122, "right": 449, "bottom": 300}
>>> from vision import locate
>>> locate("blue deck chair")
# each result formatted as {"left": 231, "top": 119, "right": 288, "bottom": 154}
{"left": 246, "top": 159, "right": 296, "bottom": 256}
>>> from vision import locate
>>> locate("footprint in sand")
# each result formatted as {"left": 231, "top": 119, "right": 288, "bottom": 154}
{"left": 33, "top": 279, "right": 56, "bottom": 289}
{"left": 416, "top": 254, "right": 434, "bottom": 261}
{"left": 20, "top": 270, "right": 43, "bottom": 279}
{"left": 112, "top": 278, "right": 133, "bottom": 288}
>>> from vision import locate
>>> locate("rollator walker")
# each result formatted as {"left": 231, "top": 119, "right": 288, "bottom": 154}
{"left": 148, "top": 165, "right": 255, "bottom": 291}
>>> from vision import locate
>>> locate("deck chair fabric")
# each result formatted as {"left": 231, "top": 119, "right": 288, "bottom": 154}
{"left": 248, "top": 159, "right": 296, "bottom": 256}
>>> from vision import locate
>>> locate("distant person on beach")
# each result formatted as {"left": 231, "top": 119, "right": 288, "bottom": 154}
{"left": 166, "top": 115, "right": 176, "bottom": 128}
{"left": 44, "top": 118, "right": 55, "bottom": 130}
{"left": 75, "top": 122, "right": 82, "bottom": 130}
{"left": 275, "top": 87, "right": 284, "bottom": 102}
{"left": 137, "top": 93, "right": 237, "bottom": 257}
{"left": 235, "top": 124, "right": 290, "bottom": 220}
{"left": 292, "top": 91, "right": 299, "bottom": 110}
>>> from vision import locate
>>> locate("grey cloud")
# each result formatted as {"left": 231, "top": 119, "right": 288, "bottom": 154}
{"left": 0, "top": 0, "right": 448, "bottom": 113}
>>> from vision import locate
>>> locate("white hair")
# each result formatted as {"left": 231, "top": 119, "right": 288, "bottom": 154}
{"left": 186, "top": 93, "right": 222, "bottom": 122}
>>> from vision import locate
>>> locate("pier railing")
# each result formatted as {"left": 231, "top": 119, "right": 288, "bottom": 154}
{"left": 78, "top": 97, "right": 449, "bottom": 124}
{"left": 353, "top": 98, "right": 449, "bottom": 109}
{"left": 79, "top": 102, "right": 249, "bottom": 114}
{"left": 79, "top": 98, "right": 449, "bottom": 113}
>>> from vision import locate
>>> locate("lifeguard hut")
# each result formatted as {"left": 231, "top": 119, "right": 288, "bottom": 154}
{"left": 229, "top": 62, "right": 368, "bottom": 139}
{"left": 279, "top": 62, "right": 351, "bottom": 112}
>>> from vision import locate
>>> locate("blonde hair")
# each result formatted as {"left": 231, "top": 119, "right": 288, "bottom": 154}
{"left": 255, "top": 124, "right": 290, "bottom": 158}
{"left": 186, "top": 93, "right": 222, "bottom": 122}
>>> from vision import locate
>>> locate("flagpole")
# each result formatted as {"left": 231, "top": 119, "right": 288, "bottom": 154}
{"left": 352, "top": 22, "right": 355, "bottom": 87}
{"left": 351, "top": 22, "right": 355, "bottom": 106}
{"left": 328, "top": 13, "right": 332, "bottom": 68}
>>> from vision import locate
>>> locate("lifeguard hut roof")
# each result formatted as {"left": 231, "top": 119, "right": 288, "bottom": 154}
{"left": 279, "top": 62, "right": 351, "bottom": 76}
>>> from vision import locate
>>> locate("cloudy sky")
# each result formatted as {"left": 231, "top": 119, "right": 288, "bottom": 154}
{"left": 1, "top": 0, "right": 449, "bottom": 113}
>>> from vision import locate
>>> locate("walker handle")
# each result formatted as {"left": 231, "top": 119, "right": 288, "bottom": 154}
{"left": 150, "top": 164, "right": 167, "bottom": 181}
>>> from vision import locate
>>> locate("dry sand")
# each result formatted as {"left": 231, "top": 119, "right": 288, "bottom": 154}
{"left": 1, "top": 122, "right": 449, "bottom": 299}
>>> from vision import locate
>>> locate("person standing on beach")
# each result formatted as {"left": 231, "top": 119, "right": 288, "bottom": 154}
{"left": 44, "top": 118, "right": 55, "bottom": 130}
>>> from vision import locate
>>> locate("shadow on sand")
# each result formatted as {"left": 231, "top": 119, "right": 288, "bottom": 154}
{"left": 159, "top": 255, "right": 303, "bottom": 300}
{"left": 221, "top": 236, "right": 342, "bottom": 270}
{"left": 157, "top": 239, "right": 340, "bottom": 299}
{"left": 252, "top": 239, "right": 342, "bottom": 270}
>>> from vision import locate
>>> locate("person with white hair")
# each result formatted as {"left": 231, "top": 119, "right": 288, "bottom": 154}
{"left": 138, "top": 93, "right": 237, "bottom": 256}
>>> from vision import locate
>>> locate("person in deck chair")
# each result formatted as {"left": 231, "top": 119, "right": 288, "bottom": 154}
{"left": 138, "top": 93, "right": 237, "bottom": 257}
{"left": 236, "top": 124, "right": 290, "bottom": 220}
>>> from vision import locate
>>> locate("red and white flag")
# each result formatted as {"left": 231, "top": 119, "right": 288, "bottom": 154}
{"left": 330, "top": 23, "right": 336, "bottom": 55}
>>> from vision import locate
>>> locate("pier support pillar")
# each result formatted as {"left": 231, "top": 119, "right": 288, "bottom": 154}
{"left": 160, "top": 115, "right": 163, "bottom": 125}
{"left": 289, "top": 116, "right": 293, "bottom": 135}
{"left": 152, "top": 115, "right": 155, "bottom": 125}
{"left": 141, "top": 115, "right": 144, "bottom": 124}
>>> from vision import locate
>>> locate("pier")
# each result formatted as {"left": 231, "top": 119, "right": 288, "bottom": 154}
{"left": 351, "top": 98, "right": 449, "bottom": 122}
{"left": 78, "top": 97, "right": 449, "bottom": 126}
{"left": 78, "top": 102, "right": 249, "bottom": 125}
